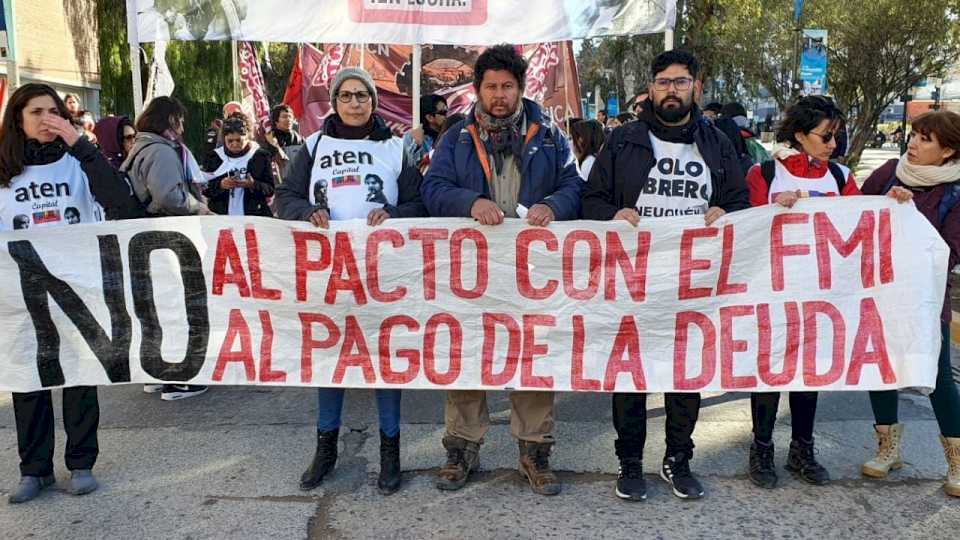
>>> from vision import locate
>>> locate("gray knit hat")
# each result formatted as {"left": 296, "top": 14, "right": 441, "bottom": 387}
{"left": 330, "top": 67, "right": 378, "bottom": 111}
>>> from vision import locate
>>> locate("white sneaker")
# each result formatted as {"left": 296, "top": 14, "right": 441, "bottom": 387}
{"left": 161, "top": 385, "right": 208, "bottom": 401}
{"left": 143, "top": 384, "right": 163, "bottom": 394}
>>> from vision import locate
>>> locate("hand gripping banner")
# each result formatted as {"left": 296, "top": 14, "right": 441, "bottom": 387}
{"left": 0, "top": 197, "right": 947, "bottom": 393}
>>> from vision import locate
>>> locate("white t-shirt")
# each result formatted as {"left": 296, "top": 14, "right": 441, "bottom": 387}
{"left": 768, "top": 159, "right": 849, "bottom": 203}
{"left": 579, "top": 154, "right": 596, "bottom": 181}
{"left": 206, "top": 142, "right": 261, "bottom": 216}
{"left": 308, "top": 135, "right": 403, "bottom": 221}
{"left": 635, "top": 134, "right": 712, "bottom": 218}
{"left": 0, "top": 154, "right": 103, "bottom": 231}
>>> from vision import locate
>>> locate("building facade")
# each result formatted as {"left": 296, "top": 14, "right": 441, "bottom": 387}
{"left": 2, "top": 0, "right": 101, "bottom": 113}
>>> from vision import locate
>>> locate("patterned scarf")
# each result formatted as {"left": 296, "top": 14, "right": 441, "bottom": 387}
{"left": 162, "top": 128, "right": 205, "bottom": 187}
{"left": 474, "top": 100, "right": 525, "bottom": 174}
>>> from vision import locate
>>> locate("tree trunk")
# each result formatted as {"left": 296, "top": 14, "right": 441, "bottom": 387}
{"left": 846, "top": 106, "right": 881, "bottom": 171}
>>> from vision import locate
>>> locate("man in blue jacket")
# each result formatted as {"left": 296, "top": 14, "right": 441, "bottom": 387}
{"left": 422, "top": 44, "right": 583, "bottom": 496}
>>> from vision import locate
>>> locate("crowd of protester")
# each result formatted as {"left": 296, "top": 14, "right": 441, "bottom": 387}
{"left": 0, "top": 44, "right": 958, "bottom": 506}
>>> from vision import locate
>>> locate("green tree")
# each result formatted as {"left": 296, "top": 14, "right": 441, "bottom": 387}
{"left": 812, "top": 0, "right": 960, "bottom": 166}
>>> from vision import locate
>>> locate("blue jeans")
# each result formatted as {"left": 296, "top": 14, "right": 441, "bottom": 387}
{"left": 315, "top": 388, "right": 401, "bottom": 437}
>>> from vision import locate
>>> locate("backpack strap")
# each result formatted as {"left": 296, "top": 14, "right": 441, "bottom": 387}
{"left": 309, "top": 133, "right": 323, "bottom": 157}
{"left": 880, "top": 165, "right": 899, "bottom": 195}
{"left": 827, "top": 162, "right": 847, "bottom": 191}
{"left": 760, "top": 160, "right": 776, "bottom": 186}
{"left": 939, "top": 183, "right": 960, "bottom": 224}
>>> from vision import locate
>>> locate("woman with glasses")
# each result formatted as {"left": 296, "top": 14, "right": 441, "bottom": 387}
{"left": 743, "top": 95, "right": 860, "bottom": 489}
{"left": 274, "top": 67, "right": 426, "bottom": 496}
{"left": 202, "top": 114, "right": 275, "bottom": 217}
{"left": 0, "top": 84, "right": 142, "bottom": 503}
{"left": 93, "top": 116, "right": 136, "bottom": 170}
{"left": 858, "top": 110, "right": 960, "bottom": 498}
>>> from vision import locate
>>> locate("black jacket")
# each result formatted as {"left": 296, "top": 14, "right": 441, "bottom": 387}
{"left": 582, "top": 109, "right": 750, "bottom": 220}
{"left": 202, "top": 145, "right": 276, "bottom": 217}
{"left": 274, "top": 114, "right": 426, "bottom": 221}
{"left": 23, "top": 136, "right": 144, "bottom": 220}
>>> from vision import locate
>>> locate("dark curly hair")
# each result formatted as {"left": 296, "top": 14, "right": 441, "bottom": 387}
{"left": 651, "top": 49, "right": 699, "bottom": 79}
{"left": 775, "top": 95, "right": 844, "bottom": 147}
{"left": 473, "top": 44, "right": 528, "bottom": 90}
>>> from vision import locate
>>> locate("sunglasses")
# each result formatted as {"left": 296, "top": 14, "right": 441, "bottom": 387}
{"left": 809, "top": 130, "right": 835, "bottom": 143}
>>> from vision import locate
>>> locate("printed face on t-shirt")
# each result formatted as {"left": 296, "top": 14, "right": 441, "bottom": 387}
{"left": 64, "top": 207, "right": 80, "bottom": 224}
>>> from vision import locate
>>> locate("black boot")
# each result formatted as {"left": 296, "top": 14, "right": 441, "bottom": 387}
{"left": 300, "top": 429, "right": 339, "bottom": 491}
{"left": 785, "top": 438, "right": 830, "bottom": 485}
{"left": 377, "top": 430, "right": 401, "bottom": 495}
{"left": 748, "top": 440, "right": 778, "bottom": 489}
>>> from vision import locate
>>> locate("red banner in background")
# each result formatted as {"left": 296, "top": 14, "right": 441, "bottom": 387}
{"left": 285, "top": 42, "right": 582, "bottom": 139}
{"left": 238, "top": 42, "right": 272, "bottom": 133}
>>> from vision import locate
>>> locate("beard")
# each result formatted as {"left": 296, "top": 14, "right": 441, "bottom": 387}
{"left": 654, "top": 96, "right": 693, "bottom": 124}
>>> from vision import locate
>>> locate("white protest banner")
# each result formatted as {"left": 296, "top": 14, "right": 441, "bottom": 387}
{"left": 0, "top": 197, "right": 947, "bottom": 393}
{"left": 133, "top": 0, "right": 677, "bottom": 45}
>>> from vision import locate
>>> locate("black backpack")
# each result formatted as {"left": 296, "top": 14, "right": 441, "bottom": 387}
{"left": 715, "top": 118, "right": 754, "bottom": 176}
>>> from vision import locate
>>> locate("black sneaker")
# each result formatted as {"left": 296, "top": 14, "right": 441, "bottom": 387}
{"left": 615, "top": 458, "right": 646, "bottom": 501}
{"left": 161, "top": 385, "right": 208, "bottom": 401}
{"left": 785, "top": 438, "right": 830, "bottom": 485}
{"left": 748, "top": 440, "right": 778, "bottom": 489}
{"left": 660, "top": 452, "right": 704, "bottom": 499}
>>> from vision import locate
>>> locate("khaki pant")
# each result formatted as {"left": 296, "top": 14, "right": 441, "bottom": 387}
{"left": 444, "top": 390, "right": 555, "bottom": 444}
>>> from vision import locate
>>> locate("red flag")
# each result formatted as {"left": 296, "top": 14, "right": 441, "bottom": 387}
{"left": 282, "top": 49, "right": 304, "bottom": 119}
{"left": 289, "top": 43, "right": 351, "bottom": 137}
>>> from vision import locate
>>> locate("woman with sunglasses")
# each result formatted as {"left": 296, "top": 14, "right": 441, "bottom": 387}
{"left": 202, "top": 114, "right": 275, "bottom": 217}
{"left": 743, "top": 95, "right": 860, "bottom": 489}
{"left": 274, "top": 67, "right": 426, "bottom": 496}
{"left": 0, "top": 84, "right": 142, "bottom": 503}
{"left": 93, "top": 116, "right": 136, "bottom": 170}
{"left": 858, "top": 110, "right": 960, "bottom": 498}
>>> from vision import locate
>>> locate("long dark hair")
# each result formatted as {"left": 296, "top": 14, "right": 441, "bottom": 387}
{"left": 135, "top": 96, "right": 187, "bottom": 135}
{"left": 0, "top": 83, "right": 71, "bottom": 186}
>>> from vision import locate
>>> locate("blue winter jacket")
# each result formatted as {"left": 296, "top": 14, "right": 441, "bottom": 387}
{"left": 421, "top": 98, "right": 583, "bottom": 220}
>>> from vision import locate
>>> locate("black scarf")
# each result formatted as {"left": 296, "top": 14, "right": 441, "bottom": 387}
{"left": 638, "top": 99, "right": 702, "bottom": 144}
{"left": 324, "top": 114, "right": 376, "bottom": 140}
{"left": 24, "top": 139, "right": 68, "bottom": 166}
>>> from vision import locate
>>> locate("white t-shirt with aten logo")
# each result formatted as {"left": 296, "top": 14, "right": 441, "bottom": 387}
{"left": 0, "top": 153, "right": 103, "bottom": 231}
{"left": 308, "top": 135, "right": 403, "bottom": 221}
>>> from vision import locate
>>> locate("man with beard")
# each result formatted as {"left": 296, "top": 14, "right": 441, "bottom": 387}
{"left": 421, "top": 44, "right": 583, "bottom": 497}
{"left": 582, "top": 49, "right": 750, "bottom": 502}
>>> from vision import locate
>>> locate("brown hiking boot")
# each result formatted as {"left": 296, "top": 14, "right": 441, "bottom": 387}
{"left": 519, "top": 440, "right": 561, "bottom": 496}
{"left": 436, "top": 435, "right": 480, "bottom": 491}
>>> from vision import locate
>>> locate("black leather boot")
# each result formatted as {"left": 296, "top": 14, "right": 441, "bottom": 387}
{"left": 299, "top": 429, "right": 339, "bottom": 491}
{"left": 377, "top": 430, "right": 401, "bottom": 495}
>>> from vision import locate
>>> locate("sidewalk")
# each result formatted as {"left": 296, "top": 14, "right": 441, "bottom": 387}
{"left": 0, "top": 386, "right": 957, "bottom": 539}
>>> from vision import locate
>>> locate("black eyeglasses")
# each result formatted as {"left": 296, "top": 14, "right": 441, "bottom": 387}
{"left": 336, "top": 91, "right": 372, "bottom": 104}
{"left": 652, "top": 77, "right": 693, "bottom": 91}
